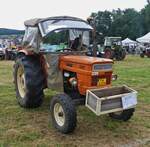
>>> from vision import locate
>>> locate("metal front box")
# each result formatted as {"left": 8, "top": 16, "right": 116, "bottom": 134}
{"left": 86, "top": 85, "right": 137, "bottom": 116}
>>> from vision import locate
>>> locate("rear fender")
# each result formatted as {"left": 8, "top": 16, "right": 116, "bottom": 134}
{"left": 16, "top": 50, "right": 48, "bottom": 88}
{"left": 17, "top": 49, "right": 34, "bottom": 56}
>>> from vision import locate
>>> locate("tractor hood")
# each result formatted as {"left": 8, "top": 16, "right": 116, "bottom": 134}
{"left": 60, "top": 55, "right": 113, "bottom": 65}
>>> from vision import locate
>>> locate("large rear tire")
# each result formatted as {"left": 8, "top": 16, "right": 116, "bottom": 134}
{"left": 50, "top": 94, "right": 77, "bottom": 134}
{"left": 109, "top": 108, "right": 135, "bottom": 121}
{"left": 13, "top": 54, "right": 45, "bottom": 108}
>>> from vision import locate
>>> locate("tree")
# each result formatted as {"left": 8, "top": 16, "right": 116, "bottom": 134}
{"left": 90, "top": 8, "right": 145, "bottom": 41}
{"left": 90, "top": 11, "right": 112, "bottom": 43}
{"left": 141, "top": 3, "right": 150, "bottom": 33}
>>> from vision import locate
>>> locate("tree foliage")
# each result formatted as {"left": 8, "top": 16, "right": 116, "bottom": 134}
{"left": 90, "top": 2, "right": 150, "bottom": 42}
{"left": 0, "top": 28, "right": 24, "bottom": 35}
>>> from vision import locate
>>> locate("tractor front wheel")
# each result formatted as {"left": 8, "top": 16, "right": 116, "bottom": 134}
{"left": 50, "top": 94, "right": 77, "bottom": 134}
{"left": 115, "top": 50, "right": 126, "bottom": 61}
{"left": 104, "top": 48, "right": 114, "bottom": 59}
{"left": 109, "top": 108, "right": 135, "bottom": 121}
{"left": 140, "top": 53, "right": 145, "bottom": 58}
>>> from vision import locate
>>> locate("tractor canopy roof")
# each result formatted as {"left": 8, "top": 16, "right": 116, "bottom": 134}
{"left": 24, "top": 16, "right": 93, "bottom": 37}
{"left": 24, "top": 16, "right": 89, "bottom": 27}
{"left": 23, "top": 16, "right": 93, "bottom": 53}
{"left": 105, "top": 37, "right": 122, "bottom": 41}
{"left": 104, "top": 37, "right": 122, "bottom": 46}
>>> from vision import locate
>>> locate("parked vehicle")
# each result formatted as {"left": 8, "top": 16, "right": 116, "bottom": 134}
{"left": 103, "top": 37, "right": 126, "bottom": 61}
{"left": 5, "top": 45, "right": 17, "bottom": 60}
{"left": 14, "top": 16, "right": 137, "bottom": 134}
{"left": 0, "top": 44, "right": 6, "bottom": 60}
{"left": 86, "top": 18, "right": 126, "bottom": 61}
{"left": 140, "top": 47, "right": 150, "bottom": 58}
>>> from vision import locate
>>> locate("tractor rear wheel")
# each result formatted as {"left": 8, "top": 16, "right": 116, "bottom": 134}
{"left": 50, "top": 94, "right": 77, "bottom": 134}
{"left": 14, "top": 54, "right": 45, "bottom": 108}
{"left": 109, "top": 108, "right": 135, "bottom": 121}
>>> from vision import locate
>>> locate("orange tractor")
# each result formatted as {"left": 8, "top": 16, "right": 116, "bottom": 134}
{"left": 14, "top": 16, "right": 137, "bottom": 134}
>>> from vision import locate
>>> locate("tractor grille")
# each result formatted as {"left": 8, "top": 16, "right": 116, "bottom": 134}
{"left": 93, "top": 64, "right": 112, "bottom": 71}
{"left": 92, "top": 72, "right": 112, "bottom": 86}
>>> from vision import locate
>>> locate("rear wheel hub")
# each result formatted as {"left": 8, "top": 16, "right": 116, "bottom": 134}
{"left": 17, "top": 66, "right": 26, "bottom": 98}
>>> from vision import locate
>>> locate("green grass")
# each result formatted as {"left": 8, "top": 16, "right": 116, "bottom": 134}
{"left": 0, "top": 56, "right": 150, "bottom": 147}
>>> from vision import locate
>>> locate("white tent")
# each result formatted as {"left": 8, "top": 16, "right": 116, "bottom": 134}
{"left": 136, "top": 32, "right": 150, "bottom": 43}
{"left": 122, "top": 38, "right": 137, "bottom": 46}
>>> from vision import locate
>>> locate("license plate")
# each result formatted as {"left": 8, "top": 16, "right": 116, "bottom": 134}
{"left": 122, "top": 93, "right": 137, "bottom": 109}
{"left": 97, "top": 78, "right": 106, "bottom": 86}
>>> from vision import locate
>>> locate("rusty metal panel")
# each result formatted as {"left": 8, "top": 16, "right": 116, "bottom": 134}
{"left": 44, "top": 54, "right": 64, "bottom": 92}
{"left": 101, "top": 97, "right": 122, "bottom": 111}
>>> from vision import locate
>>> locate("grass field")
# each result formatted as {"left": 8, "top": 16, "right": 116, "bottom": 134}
{"left": 0, "top": 55, "right": 150, "bottom": 147}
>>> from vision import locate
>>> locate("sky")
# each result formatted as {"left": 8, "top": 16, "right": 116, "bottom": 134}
{"left": 0, "top": 0, "right": 148, "bottom": 30}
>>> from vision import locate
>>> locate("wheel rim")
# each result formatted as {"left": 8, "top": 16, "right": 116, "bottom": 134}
{"left": 17, "top": 65, "right": 26, "bottom": 98}
{"left": 105, "top": 50, "right": 112, "bottom": 58}
{"left": 54, "top": 103, "right": 65, "bottom": 127}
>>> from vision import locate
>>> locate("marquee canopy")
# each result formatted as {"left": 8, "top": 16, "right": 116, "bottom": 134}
{"left": 136, "top": 32, "right": 150, "bottom": 43}
{"left": 122, "top": 38, "right": 137, "bottom": 46}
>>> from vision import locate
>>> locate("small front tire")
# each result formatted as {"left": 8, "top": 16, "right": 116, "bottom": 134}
{"left": 104, "top": 48, "right": 114, "bottom": 59}
{"left": 115, "top": 50, "right": 126, "bottom": 61}
{"left": 140, "top": 53, "right": 144, "bottom": 58}
{"left": 50, "top": 94, "right": 77, "bottom": 134}
{"left": 109, "top": 108, "right": 135, "bottom": 121}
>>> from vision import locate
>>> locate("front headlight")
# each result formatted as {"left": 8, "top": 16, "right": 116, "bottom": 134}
{"left": 93, "top": 64, "right": 112, "bottom": 71}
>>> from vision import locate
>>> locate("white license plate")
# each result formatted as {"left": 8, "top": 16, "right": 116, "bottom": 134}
{"left": 122, "top": 93, "right": 137, "bottom": 109}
